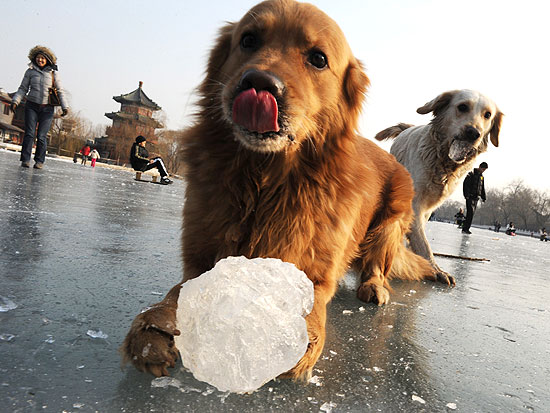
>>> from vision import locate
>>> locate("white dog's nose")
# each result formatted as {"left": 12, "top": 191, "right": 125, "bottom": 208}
{"left": 464, "top": 125, "right": 480, "bottom": 141}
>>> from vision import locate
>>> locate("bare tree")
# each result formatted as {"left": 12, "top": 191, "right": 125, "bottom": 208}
{"left": 531, "top": 189, "right": 550, "bottom": 230}
{"left": 155, "top": 129, "right": 185, "bottom": 175}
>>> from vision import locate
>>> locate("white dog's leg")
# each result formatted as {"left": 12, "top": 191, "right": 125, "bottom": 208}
{"left": 408, "top": 208, "right": 455, "bottom": 286}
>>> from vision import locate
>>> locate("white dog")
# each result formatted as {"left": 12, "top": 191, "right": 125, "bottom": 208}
{"left": 375, "top": 89, "right": 503, "bottom": 281}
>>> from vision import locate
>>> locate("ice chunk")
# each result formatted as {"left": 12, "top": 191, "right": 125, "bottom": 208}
{"left": 0, "top": 334, "right": 15, "bottom": 342}
{"left": 320, "top": 401, "right": 337, "bottom": 412}
{"left": 412, "top": 394, "right": 426, "bottom": 404}
{"left": 175, "top": 256, "right": 314, "bottom": 393}
{"left": 0, "top": 296, "right": 17, "bottom": 312}
{"left": 86, "top": 330, "right": 108, "bottom": 339}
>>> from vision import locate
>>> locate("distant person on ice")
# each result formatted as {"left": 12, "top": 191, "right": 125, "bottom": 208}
{"left": 461, "top": 162, "right": 488, "bottom": 234}
{"left": 454, "top": 208, "right": 465, "bottom": 228}
{"left": 11, "top": 45, "right": 69, "bottom": 169}
{"left": 130, "top": 136, "right": 173, "bottom": 185}
{"left": 506, "top": 222, "right": 516, "bottom": 236}
{"left": 80, "top": 144, "right": 91, "bottom": 165}
{"left": 90, "top": 148, "right": 100, "bottom": 168}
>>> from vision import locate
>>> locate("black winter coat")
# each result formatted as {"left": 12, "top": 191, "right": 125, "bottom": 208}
{"left": 130, "top": 143, "right": 149, "bottom": 171}
{"left": 463, "top": 169, "right": 486, "bottom": 201}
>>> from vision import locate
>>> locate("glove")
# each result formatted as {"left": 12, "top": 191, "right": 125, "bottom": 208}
{"left": 10, "top": 102, "right": 17, "bottom": 112}
{"left": 61, "top": 108, "right": 68, "bottom": 117}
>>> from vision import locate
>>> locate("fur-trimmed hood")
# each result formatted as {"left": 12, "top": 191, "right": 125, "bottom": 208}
{"left": 28, "top": 45, "right": 57, "bottom": 66}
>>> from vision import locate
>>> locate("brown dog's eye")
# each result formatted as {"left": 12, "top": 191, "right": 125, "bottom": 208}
{"left": 240, "top": 33, "right": 258, "bottom": 50}
{"left": 457, "top": 103, "right": 469, "bottom": 113}
{"left": 484, "top": 111, "right": 492, "bottom": 119}
{"left": 308, "top": 50, "right": 327, "bottom": 69}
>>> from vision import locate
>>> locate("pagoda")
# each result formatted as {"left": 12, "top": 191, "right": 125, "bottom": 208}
{"left": 102, "top": 81, "right": 163, "bottom": 162}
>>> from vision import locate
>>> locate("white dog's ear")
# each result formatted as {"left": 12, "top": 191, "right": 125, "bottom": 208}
{"left": 417, "top": 91, "right": 457, "bottom": 116}
{"left": 489, "top": 111, "right": 503, "bottom": 147}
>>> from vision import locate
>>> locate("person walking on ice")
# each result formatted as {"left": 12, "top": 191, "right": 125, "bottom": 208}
{"left": 461, "top": 162, "right": 488, "bottom": 234}
{"left": 90, "top": 148, "right": 100, "bottom": 168}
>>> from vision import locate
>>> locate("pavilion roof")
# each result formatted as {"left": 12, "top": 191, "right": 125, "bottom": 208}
{"left": 112, "top": 81, "right": 161, "bottom": 110}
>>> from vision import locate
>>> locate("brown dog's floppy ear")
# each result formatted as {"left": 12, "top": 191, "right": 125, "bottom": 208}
{"left": 343, "top": 59, "right": 370, "bottom": 111}
{"left": 205, "top": 22, "right": 236, "bottom": 82}
{"left": 417, "top": 90, "right": 456, "bottom": 117}
{"left": 489, "top": 110, "right": 503, "bottom": 147}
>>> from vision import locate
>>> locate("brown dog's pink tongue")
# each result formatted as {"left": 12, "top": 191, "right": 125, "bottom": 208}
{"left": 232, "top": 89, "right": 279, "bottom": 133}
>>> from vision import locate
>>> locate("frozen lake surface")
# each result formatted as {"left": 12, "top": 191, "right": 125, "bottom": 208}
{"left": 1, "top": 149, "right": 549, "bottom": 412}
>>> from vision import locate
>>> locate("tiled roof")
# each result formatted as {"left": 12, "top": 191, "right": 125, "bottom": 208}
{"left": 104, "top": 111, "right": 163, "bottom": 128}
{"left": 112, "top": 81, "right": 161, "bottom": 110}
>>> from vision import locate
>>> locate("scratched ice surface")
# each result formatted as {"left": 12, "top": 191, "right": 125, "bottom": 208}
{"left": 175, "top": 256, "right": 313, "bottom": 393}
{"left": 0, "top": 149, "right": 549, "bottom": 412}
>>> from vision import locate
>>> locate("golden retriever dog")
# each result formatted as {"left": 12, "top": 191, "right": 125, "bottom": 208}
{"left": 121, "top": 0, "right": 449, "bottom": 380}
{"left": 375, "top": 90, "right": 503, "bottom": 280}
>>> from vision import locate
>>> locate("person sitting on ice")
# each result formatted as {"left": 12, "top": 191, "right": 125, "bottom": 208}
{"left": 454, "top": 208, "right": 466, "bottom": 228}
{"left": 129, "top": 135, "right": 173, "bottom": 185}
{"left": 505, "top": 222, "right": 516, "bottom": 236}
{"left": 540, "top": 228, "right": 548, "bottom": 242}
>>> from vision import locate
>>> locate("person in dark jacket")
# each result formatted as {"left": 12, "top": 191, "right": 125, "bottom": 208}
{"left": 130, "top": 136, "right": 173, "bottom": 185}
{"left": 11, "top": 45, "right": 69, "bottom": 169}
{"left": 461, "top": 162, "right": 488, "bottom": 234}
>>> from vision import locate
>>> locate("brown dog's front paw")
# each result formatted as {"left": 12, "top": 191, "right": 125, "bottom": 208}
{"left": 120, "top": 304, "right": 180, "bottom": 377}
{"left": 436, "top": 270, "right": 456, "bottom": 287}
{"left": 357, "top": 281, "right": 390, "bottom": 305}
{"left": 279, "top": 335, "right": 324, "bottom": 382}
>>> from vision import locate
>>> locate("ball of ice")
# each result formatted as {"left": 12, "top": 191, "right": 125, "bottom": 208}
{"left": 174, "top": 256, "right": 314, "bottom": 393}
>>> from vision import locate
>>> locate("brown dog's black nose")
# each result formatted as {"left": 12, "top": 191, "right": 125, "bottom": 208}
{"left": 238, "top": 69, "right": 285, "bottom": 98}
{"left": 464, "top": 126, "right": 480, "bottom": 141}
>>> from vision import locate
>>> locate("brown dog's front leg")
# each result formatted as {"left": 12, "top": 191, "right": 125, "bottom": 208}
{"left": 279, "top": 284, "right": 329, "bottom": 381}
{"left": 120, "top": 283, "right": 183, "bottom": 376}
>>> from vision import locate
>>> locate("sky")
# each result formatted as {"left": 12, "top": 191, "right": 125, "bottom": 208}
{"left": 2, "top": 0, "right": 549, "bottom": 199}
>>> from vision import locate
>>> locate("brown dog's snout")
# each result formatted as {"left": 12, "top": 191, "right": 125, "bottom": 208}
{"left": 238, "top": 69, "right": 285, "bottom": 99}
{"left": 464, "top": 125, "right": 480, "bottom": 141}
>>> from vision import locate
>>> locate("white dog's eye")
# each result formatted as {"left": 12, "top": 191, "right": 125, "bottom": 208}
{"left": 484, "top": 111, "right": 492, "bottom": 119}
{"left": 457, "top": 103, "right": 469, "bottom": 113}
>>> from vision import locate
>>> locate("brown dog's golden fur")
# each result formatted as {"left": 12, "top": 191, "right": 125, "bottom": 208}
{"left": 121, "top": 0, "right": 445, "bottom": 380}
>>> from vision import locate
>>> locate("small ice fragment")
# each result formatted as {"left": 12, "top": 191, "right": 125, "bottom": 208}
{"left": 412, "top": 395, "right": 426, "bottom": 404}
{"left": 0, "top": 334, "right": 15, "bottom": 342}
{"left": 342, "top": 310, "right": 353, "bottom": 315}
{"left": 45, "top": 336, "right": 55, "bottom": 344}
{"left": 446, "top": 402, "right": 457, "bottom": 410}
{"left": 142, "top": 343, "right": 152, "bottom": 357}
{"left": 175, "top": 256, "right": 314, "bottom": 393}
{"left": 86, "top": 330, "right": 108, "bottom": 339}
{"left": 373, "top": 366, "right": 383, "bottom": 372}
{"left": 201, "top": 388, "right": 215, "bottom": 396}
{"left": 151, "top": 291, "right": 164, "bottom": 296}
{"left": 72, "top": 403, "right": 84, "bottom": 409}
{"left": 358, "top": 306, "right": 365, "bottom": 312}
{"left": 409, "top": 289, "right": 416, "bottom": 294}
{"left": 329, "top": 350, "right": 337, "bottom": 355}
{"left": 309, "top": 375, "right": 323, "bottom": 386}
{"left": 151, "top": 377, "right": 182, "bottom": 389}
{"left": 387, "top": 325, "right": 394, "bottom": 329}
{"left": 0, "top": 296, "right": 17, "bottom": 312}
{"left": 77, "top": 365, "right": 85, "bottom": 369}
{"left": 320, "top": 401, "right": 337, "bottom": 412}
